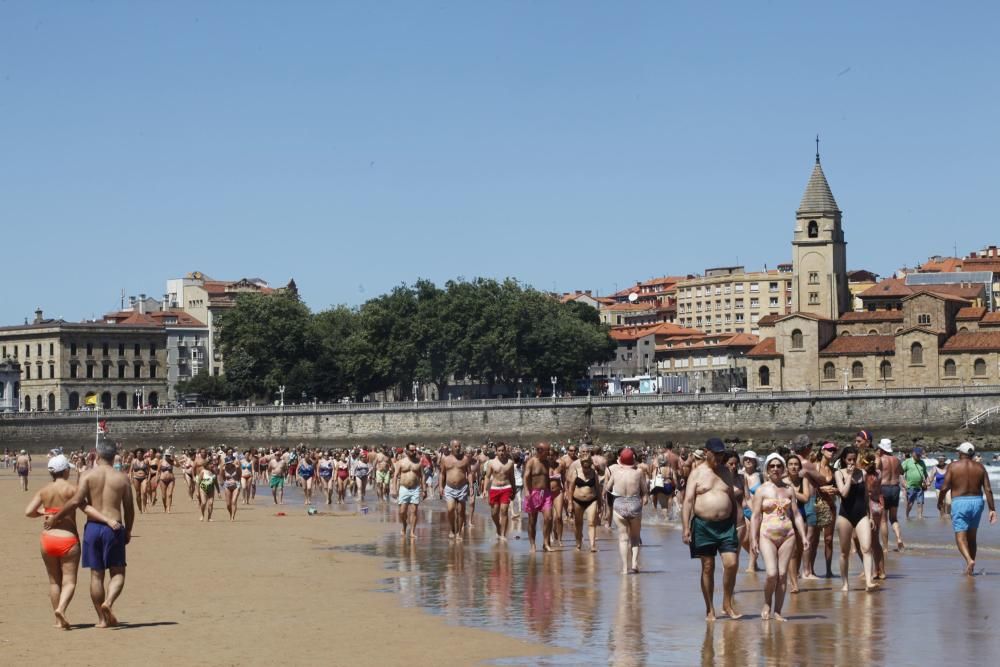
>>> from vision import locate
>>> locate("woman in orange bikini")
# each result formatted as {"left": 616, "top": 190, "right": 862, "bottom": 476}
{"left": 750, "top": 453, "right": 807, "bottom": 621}
{"left": 25, "top": 454, "right": 114, "bottom": 630}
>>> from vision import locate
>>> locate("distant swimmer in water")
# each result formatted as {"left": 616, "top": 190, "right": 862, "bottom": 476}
{"left": 607, "top": 447, "right": 648, "bottom": 574}
{"left": 940, "top": 442, "right": 996, "bottom": 576}
{"left": 683, "top": 437, "right": 742, "bottom": 621}
{"left": 750, "top": 454, "right": 807, "bottom": 621}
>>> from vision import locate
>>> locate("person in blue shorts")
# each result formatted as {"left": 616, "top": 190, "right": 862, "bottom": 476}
{"left": 940, "top": 442, "right": 996, "bottom": 576}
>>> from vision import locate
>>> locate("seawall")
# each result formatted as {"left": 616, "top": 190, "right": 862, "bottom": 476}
{"left": 4, "top": 389, "right": 1000, "bottom": 451}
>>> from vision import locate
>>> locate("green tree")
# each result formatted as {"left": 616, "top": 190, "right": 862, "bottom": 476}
{"left": 215, "top": 292, "right": 312, "bottom": 401}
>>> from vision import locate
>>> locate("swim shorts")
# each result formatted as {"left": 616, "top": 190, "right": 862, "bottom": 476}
{"left": 614, "top": 495, "right": 642, "bottom": 520}
{"left": 523, "top": 488, "right": 553, "bottom": 513}
{"left": 689, "top": 516, "right": 739, "bottom": 559}
{"left": 270, "top": 475, "right": 284, "bottom": 489}
{"left": 376, "top": 470, "right": 391, "bottom": 485}
{"left": 881, "top": 485, "right": 901, "bottom": 509}
{"left": 398, "top": 486, "right": 421, "bottom": 505}
{"left": 489, "top": 485, "right": 513, "bottom": 506}
{"left": 444, "top": 484, "right": 469, "bottom": 502}
{"left": 906, "top": 487, "right": 924, "bottom": 506}
{"left": 82, "top": 522, "right": 127, "bottom": 570}
{"left": 800, "top": 496, "right": 818, "bottom": 527}
{"left": 951, "top": 496, "right": 985, "bottom": 533}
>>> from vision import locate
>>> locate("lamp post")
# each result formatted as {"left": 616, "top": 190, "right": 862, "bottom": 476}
{"left": 550, "top": 375, "right": 557, "bottom": 399}
{"left": 278, "top": 384, "right": 285, "bottom": 408}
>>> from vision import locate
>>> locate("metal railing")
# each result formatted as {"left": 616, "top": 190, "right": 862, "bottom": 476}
{"left": 964, "top": 405, "right": 1000, "bottom": 428}
{"left": 3, "top": 384, "right": 1000, "bottom": 422}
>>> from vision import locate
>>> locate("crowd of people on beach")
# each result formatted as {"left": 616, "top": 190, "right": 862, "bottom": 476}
{"left": 11, "top": 429, "right": 997, "bottom": 630}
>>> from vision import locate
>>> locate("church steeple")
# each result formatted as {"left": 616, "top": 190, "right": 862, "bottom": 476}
{"left": 797, "top": 158, "right": 840, "bottom": 214}
{"left": 791, "top": 144, "right": 850, "bottom": 319}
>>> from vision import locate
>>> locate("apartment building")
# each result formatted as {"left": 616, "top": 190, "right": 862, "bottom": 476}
{"left": 673, "top": 265, "right": 793, "bottom": 336}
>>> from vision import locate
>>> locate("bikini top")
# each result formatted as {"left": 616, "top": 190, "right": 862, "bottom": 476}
{"left": 161, "top": 462, "right": 173, "bottom": 473}
{"left": 575, "top": 474, "right": 596, "bottom": 489}
{"left": 224, "top": 468, "right": 239, "bottom": 481}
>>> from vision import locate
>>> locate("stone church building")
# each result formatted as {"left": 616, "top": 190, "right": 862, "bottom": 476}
{"left": 747, "top": 152, "right": 1000, "bottom": 391}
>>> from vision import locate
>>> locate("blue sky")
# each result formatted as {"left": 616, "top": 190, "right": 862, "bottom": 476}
{"left": 2, "top": 2, "right": 998, "bottom": 323}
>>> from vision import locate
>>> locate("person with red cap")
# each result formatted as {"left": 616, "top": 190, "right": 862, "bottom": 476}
{"left": 606, "top": 447, "right": 648, "bottom": 574}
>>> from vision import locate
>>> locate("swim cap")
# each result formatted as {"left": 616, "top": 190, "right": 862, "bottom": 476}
{"left": 618, "top": 448, "right": 635, "bottom": 466}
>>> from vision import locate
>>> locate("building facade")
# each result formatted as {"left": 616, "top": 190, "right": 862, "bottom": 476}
{"left": 673, "top": 265, "right": 793, "bottom": 336}
{"left": 0, "top": 310, "right": 169, "bottom": 411}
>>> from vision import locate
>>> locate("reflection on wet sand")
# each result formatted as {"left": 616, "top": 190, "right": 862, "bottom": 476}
{"left": 347, "top": 494, "right": 1000, "bottom": 666}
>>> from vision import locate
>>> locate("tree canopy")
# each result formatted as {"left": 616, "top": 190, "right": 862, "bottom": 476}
{"left": 210, "top": 278, "right": 615, "bottom": 402}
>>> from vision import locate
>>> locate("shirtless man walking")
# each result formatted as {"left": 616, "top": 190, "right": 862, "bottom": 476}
{"left": 682, "top": 437, "right": 742, "bottom": 621}
{"left": 268, "top": 454, "right": 287, "bottom": 505}
{"left": 439, "top": 439, "right": 473, "bottom": 541}
{"left": 374, "top": 448, "right": 392, "bottom": 502}
{"left": 46, "top": 437, "right": 134, "bottom": 628}
{"left": 392, "top": 442, "right": 426, "bottom": 540}
{"left": 16, "top": 449, "right": 31, "bottom": 491}
{"left": 940, "top": 442, "right": 996, "bottom": 575}
{"left": 482, "top": 442, "right": 516, "bottom": 541}
{"left": 876, "top": 439, "right": 905, "bottom": 552}
{"left": 523, "top": 443, "right": 554, "bottom": 552}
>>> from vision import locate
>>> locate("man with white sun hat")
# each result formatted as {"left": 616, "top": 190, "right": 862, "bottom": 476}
{"left": 876, "top": 438, "right": 905, "bottom": 551}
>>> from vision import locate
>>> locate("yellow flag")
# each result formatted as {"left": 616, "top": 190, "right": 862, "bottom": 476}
{"left": 84, "top": 395, "right": 98, "bottom": 406}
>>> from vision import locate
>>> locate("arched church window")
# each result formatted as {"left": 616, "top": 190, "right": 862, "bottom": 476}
{"left": 807, "top": 220, "right": 819, "bottom": 238}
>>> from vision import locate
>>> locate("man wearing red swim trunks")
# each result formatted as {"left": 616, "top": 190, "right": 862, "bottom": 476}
{"left": 483, "top": 442, "right": 516, "bottom": 541}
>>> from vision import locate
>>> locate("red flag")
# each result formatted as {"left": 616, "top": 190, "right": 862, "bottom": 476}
{"left": 98, "top": 419, "right": 109, "bottom": 434}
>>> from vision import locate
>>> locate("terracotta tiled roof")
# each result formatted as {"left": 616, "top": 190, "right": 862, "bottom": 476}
{"left": 941, "top": 331, "right": 1000, "bottom": 352}
{"left": 838, "top": 311, "right": 904, "bottom": 323}
{"left": 747, "top": 337, "right": 779, "bottom": 358}
{"left": 638, "top": 275, "right": 686, "bottom": 288}
{"left": 605, "top": 302, "right": 653, "bottom": 312}
{"left": 147, "top": 310, "right": 206, "bottom": 327}
{"left": 655, "top": 333, "right": 758, "bottom": 353}
{"left": 112, "top": 312, "right": 161, "bottom": 327}
{"left": 757, "top": 314, "right": 781, "bottom": 327}
{"left": 956, "top": 307, "right": 987, "bottom": 321}
{"left": 980, "top": 312, "right": 1000, "bottom": 327}
{"left": 917, "top": 257, "right": 964, "bottom": 273}
{"left": 725, "top": 333, "right": 761, "bottom": 347}
{"left": 861, "top": 279, "right": 983, "bottom": 303}
{"left": 820, "top": 335, "right": 895, "bottom": 356}
{"left": 777, "top": 311, "right": 832, "bottom": 322}
{"left": 859, "top": 278, "right": 912, "bottom": 299}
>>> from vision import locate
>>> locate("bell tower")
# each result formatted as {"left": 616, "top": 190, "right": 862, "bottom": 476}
{"left": 791, "top": 139, "right": 850, "bottom": 318}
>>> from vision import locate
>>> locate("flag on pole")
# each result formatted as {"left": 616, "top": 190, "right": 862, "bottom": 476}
{"left": 84, "top": 395, "right": 98, "bottom": 407}
{"left": 98, "top": 419, "right": 108, "bottom": 434}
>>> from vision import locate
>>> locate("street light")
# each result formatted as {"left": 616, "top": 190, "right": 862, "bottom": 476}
{"left": 550, "top": 375, "right": 557, "bottom": 399}
{"left": 278, "top": 385, "right": 286, "bottom": 407}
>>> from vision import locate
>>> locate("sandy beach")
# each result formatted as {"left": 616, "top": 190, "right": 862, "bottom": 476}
{"left": 0, "top": 468, "right": 550, "bottom": 666}
{"left": 4, "top": 461, "right": 1000, "bottom": 666}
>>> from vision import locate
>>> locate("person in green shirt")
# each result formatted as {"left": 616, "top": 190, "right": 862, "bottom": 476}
{"left": 901, "top": 448, "right": 929, "bottom": 519}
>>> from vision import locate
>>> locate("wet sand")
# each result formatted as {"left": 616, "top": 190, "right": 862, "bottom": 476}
{"left": 0, "top": 469, "right": 550, "bottom": 666}
{"left": 360, "top": 494, "right": 1000, "bottom": 666}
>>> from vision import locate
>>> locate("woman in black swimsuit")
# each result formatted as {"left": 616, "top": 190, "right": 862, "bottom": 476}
{"left": 568, "top": 451, "right": 603, "bottom": 552}
{"left": 834, "top": 447, "right": 876, "bottom": 592}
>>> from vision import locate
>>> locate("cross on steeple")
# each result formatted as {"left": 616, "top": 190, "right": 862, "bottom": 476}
{"left": 815, "top": 134, "right": 820, "bottom": 164}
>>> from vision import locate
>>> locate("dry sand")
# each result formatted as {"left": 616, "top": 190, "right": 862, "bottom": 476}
{"left": 0, "top": 469, "right": 549, "bottom": 666}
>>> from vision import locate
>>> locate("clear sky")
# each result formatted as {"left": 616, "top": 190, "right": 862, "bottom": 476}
{"left": 2, "top": 2, "right": 998, "bottom": 323}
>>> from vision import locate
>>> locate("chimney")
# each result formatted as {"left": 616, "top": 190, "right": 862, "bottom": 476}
{"left": 162, "top": 294, "right": 170, "bottom": 312}
{"left": 129, "top": 296, "right": 137, "bottom": 312}
{"left": 34, "top": 308, "right": 43, "bottom": 324}
{"left": 138, "top": 298, "right": 145, "bottom": 315}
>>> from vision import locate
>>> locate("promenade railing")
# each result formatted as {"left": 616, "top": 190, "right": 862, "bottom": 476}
{"left": 4, "top": 384, "right": 1000, "bottom": 422}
